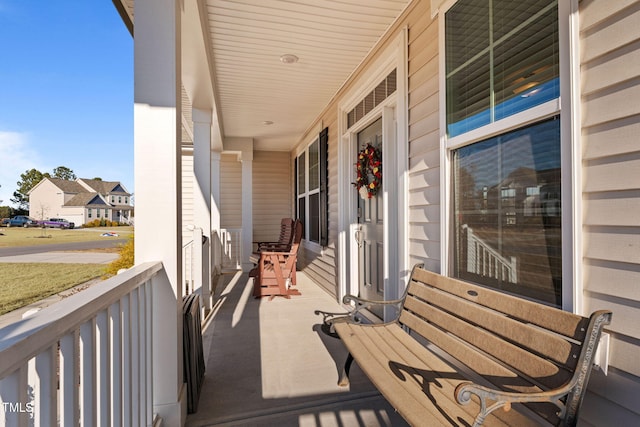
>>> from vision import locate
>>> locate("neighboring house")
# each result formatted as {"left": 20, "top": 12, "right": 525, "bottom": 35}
{"left": 28, "top": 177, "right": 132, "bottom": 226}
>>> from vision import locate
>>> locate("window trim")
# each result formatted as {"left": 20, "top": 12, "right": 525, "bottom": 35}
{"left": 439, "top": 0, "right": 577, "bottom": 311}
{"left": 295, "top": 132, "right": 327, "bottom": 249}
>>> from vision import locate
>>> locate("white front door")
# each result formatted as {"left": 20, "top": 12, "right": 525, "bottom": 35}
{"left": 355, "top": 117, "right": 384, "bottom": 318}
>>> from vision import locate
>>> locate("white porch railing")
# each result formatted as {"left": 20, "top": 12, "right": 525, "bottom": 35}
{"left": 218, "top": 228, "right": 242, "bottom": 271}
{"left": 183, "top": 238, "right": 195, "bottom": 296}
{"left": 183, "top": 227, "right": 213, "bottom": 317}
{"left": 0, "top": 262, "right": 163, "bottom": 426}
{"left": 464, "top": 225, "right": 518, "bottom": 283}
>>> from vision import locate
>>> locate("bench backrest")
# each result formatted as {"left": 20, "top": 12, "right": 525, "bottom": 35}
{"left": 277, "top": 218, "right": 295, "bottom": 246}
{"left": 399, "top": 265, "right": 612, "bottom": 425}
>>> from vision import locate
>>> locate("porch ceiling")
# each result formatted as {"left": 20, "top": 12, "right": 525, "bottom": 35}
{"left": 114, "top": 0, "right": 412, "bottom": 151}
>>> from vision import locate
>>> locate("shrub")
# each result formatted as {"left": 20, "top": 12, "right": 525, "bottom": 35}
{"left": 83, "top": 219, "right": 123, "bottom": 228}
{"left": 104, "top": 237, "right": 134, "bottom": 276}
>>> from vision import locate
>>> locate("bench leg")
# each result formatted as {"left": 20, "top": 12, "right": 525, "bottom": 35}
{"left": 338, "top": 353, "right": 354, "bottom": 387}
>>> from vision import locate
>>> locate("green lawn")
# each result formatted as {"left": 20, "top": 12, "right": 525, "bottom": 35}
{"left": 0, "top": 226, "right": 133, "bottom": 247}
{"left": 0, "top": 263, "right": 106, "bottom": 315}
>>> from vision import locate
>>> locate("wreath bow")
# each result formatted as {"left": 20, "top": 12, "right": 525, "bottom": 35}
{"left": 353, "top": 143, "right": 382, "bottom": 198}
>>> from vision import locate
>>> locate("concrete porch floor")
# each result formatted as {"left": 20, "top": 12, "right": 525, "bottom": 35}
{"left": 186, "top": 271, "right": 409, "bottom": 427}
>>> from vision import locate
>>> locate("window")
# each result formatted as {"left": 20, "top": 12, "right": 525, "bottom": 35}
{"left": 446, "top": 0, "right": 559, "bottom": 137}
{"left": 296, "top": 128, "right": 329, "bottom": 245}
{"left": 452, "top": 118, "right": 561, "bottom": 305}
{"left": 111, "top": 196, "right": 115, "bottom": 203}
{"left": 97, "top": 209, "right": 101, "bottom": 218}
{"left": 88, "top": 208, "right": 92, "bottom": 219}
{"left": 446, "top": 0, "right": 562, "bottom": 306}
{"left": 118, "top": 196, "right": 122, "bottom": 204}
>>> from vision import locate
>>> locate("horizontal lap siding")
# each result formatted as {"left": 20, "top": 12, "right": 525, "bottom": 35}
{"left": 408, "top": 1, "right": 441, "bottom": 272}
{"left": 580, "top": 0, "right": 640, "bottom": 424}
{"left": 252, "top": 151, "right": 292, "bottom": 243}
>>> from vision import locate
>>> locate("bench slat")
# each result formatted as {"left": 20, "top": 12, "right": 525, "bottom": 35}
{"left": 412, "top": 269, "right": 589, "bottom": 340}
{"left": 402, "top": 295, "right": 572, "bottom": 389}
{"left": 406, "top": 279, "right": 582, "bottom": 370}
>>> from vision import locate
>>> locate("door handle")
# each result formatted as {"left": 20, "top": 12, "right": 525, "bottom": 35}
{"left": 355, "top": 229, "right": 363, "bottom": 248}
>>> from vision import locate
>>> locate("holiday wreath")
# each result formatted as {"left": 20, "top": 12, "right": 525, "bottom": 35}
{"left": 354, "top": 143, "right": 382, "bottom": 198}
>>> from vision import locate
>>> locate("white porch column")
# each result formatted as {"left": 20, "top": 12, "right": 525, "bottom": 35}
{"left": 133, "top": 0, "right": 185, "bottom": 425}
{"left": 211, "top": 151, "right": 221, "bottom": 272}
{"left": 225, "top": 138, "right": 254, "bottom": 271}
{"left": 240, "top": 150, "right": 253, "bottom": 272}
{"left": 192, "top": 108, "right": 212, "bottom": 312}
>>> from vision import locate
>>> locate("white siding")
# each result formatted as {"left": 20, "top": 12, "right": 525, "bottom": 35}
{"left": 579, "top": 0, "right": 640, "bottom": 424}
{"left": 29, "top": 180, "right": 65, "bottom": 221}
{"left": 252, "top": 151, "right": 292, "bottom": 242}
{"left": 407, "top": 0, "right": 441, "bottom": 273}
{"left": 220, "top": 153, "right": 242, "bottom": 228}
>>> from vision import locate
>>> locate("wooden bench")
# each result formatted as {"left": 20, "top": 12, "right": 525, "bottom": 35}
{"left": 332, "top": 264, "right": 612, "bottom": 427}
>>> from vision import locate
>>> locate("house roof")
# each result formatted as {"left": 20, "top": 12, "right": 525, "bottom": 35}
{"left": 64, "top": 193, "right": 110, "bottom": 207}
{"left": 114, "top": 0, "right": 412, "bottom": 151}
{"left": 47, "top": 177, "right": 86, "bottom": 193}
{"left": 79, "top": 179, "right": 129, "bottom": 195}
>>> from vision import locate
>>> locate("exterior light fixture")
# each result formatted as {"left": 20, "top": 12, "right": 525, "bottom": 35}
{"left": 263, "top": 120, "right": 274, "bottom": 125}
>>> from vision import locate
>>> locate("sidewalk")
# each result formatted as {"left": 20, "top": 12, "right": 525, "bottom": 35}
{"left": 0, "top": 251, "right": 118, "bottom": 264}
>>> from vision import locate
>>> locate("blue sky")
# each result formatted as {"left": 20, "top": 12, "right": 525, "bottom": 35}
{"left": 0, "top": 1, "right": 133, "bottom": 207}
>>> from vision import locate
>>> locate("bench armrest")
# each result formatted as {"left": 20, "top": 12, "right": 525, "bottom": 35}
{"left": 455, "top": 381, "right": 575, "bottom": 427}
{"left": 455, "top": 309, "right": 612, "bottom": 427}
{"left": 341, "top": 294, "right": 405, "bottom": 323}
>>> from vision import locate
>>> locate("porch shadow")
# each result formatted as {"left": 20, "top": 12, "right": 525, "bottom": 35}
{"left": 185, "top": 271, "right": 408, "bottom": 427}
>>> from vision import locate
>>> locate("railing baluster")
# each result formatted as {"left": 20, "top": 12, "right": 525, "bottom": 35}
{"left": 109, "top": 301, "right": 122, "bottom": 425}
{"left": 95, "top": 310, "right": 110, "bottom": 427}
{"left": 33, "top": 345, "right": 57, "bottom": 426}
{"left": 122, "top": 295, "right": 132, "bottom": 426}
{"left": 131, "top": 288, "right": 140, "bottom": 426}
{"left": 145, "top": 280, "right": 153, "bottom": 425}
{"left": 0, "top": 366, "right": 29, "bottom": 427}
{"left": 79, "top": 319, "right": 96, "bottom": 426}
{"left": 59, "top": 331, "right": 80, "bottom": 426}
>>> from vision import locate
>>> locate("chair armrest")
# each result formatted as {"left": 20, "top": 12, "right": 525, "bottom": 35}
{"left": 259, "top": 249, "right": 295, "bottom": 257}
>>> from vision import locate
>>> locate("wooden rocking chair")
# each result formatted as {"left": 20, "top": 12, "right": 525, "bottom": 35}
{"left": 254, "top": 218, "right": 294, "bottom": 253}
{"left": 252, "top": 220, "right": 302, "bottom": 300}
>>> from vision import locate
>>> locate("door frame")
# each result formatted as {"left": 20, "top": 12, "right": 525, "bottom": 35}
{"left": 337, "top": 29, "right": 409, "bottom": 320}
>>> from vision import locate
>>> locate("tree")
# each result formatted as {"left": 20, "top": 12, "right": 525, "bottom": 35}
{"left": 52, "top": 166, "right": 77, "bottom": 181}
{"left": 11, "top": 166, "right": 77, "bottom": 210}
{"left": 11, "top": 169, "right": 50, "bottom": 210}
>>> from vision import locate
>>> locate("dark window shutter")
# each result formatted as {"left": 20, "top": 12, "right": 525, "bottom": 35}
{"left": 319, "top": 127, "right": 329, "bottom": 246}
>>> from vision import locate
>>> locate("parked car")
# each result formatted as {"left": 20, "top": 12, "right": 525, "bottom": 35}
{"left": 39, "top": 218, "right": 75, "bottom": 229}
{"left": 0, "top": 218, "right": 9, "bottom": 227}
{"left": 7, "top": 215, "right": 39, "bottom": 227}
